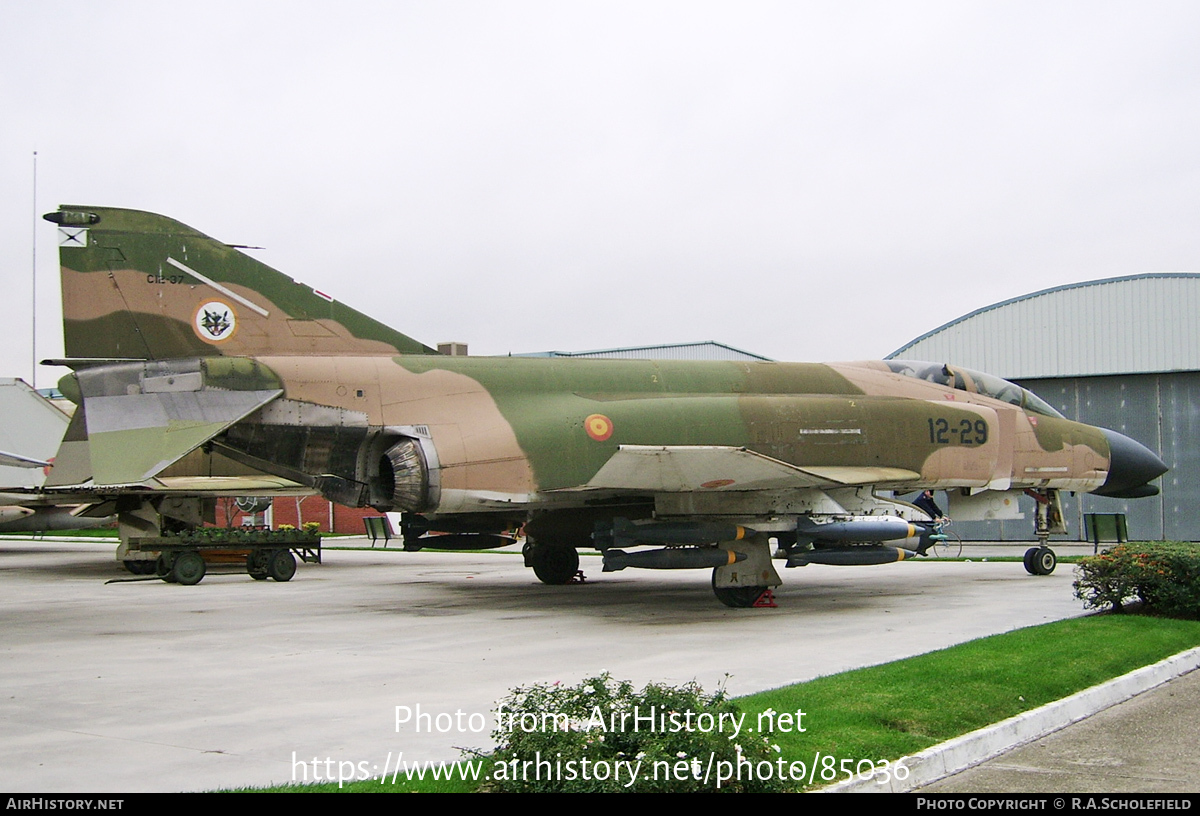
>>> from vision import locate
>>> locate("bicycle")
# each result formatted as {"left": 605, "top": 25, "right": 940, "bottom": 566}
{"left": 925, "top": 519, "right": 962, "bottom": 558}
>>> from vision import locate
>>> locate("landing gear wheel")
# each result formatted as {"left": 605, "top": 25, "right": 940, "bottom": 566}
{"left": 711, "top": 572, "right": 769, "bottom": 608}
{"left": 157, "top": 553, "right": 177, "bottom": 583}
{"left": 1025, "top": 546, "right": 1057, "bottom": 576}
{"left": 247, "top": 550, "right": 271, "bottom": 580}
{"left": 530, "top": 544, "right": 579, "bottom": 585}
{"left": 268, "top": 549, "right": 297, "bottom": 582}
{"left": 172, "top": 551, "right": 206, "bottom": 586}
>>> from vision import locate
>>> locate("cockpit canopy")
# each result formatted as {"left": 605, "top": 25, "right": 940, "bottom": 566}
{"left": 885, "top": 360, "right": 1063, "bottom": 418}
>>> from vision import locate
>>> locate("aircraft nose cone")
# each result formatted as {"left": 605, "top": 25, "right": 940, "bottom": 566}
{"left": 1094, "top": 429, "right": 1168, "bottom": 498}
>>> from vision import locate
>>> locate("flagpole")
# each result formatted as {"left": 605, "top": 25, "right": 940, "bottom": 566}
{"left": 31, "top": 150, "right": 37, "bottom": 390}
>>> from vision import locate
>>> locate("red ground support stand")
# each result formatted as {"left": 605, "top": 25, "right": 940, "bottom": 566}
{"left": 752, "top": 589, "right": 777, "bottom": 608}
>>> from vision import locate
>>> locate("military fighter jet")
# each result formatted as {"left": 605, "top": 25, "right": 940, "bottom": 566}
{"left": 36, "top": 206, "right": 1167, "bottom": 605}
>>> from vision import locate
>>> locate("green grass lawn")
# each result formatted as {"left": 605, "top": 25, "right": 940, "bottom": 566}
{"left": 741, "top": 614, "right": 1200, "bottom": 780}
{"left": 251, "top": 613, "right": 1200, "bottom": 792}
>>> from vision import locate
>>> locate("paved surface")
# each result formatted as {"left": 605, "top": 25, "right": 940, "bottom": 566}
{"left": 0, "top": 537, "right": 1095, "bottom": 792}
{"left": 918, "top": 667, "right": 1200, "bottom": 793}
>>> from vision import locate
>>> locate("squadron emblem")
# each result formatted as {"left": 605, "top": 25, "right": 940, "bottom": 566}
{"left": 193, "top": 300, "right": 237, "bottom": 343}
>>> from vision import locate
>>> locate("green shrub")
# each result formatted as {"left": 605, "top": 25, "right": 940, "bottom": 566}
{"left": 479, "top": 674, "right": 792, "bottom": 792}
{"left": 1074, "top": 542, "right": 1200, "bottom": 619}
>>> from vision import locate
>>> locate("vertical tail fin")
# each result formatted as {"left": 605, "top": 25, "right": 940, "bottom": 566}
{"left": 45, "top": 206, "right": 436, "bottom": 361}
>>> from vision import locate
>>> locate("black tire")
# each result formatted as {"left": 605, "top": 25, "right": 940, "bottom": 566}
{"left": 530, "top": 544, "right": 579, "bottom": 585}
{"left": 157, "top": 553, "right": 177, "bottom": 582}
{"left": 711, "top": 571, "right": 768, "bottom": 608}
{"left": 123, "top": 560, "right": 155, "bottom": 575}
{"left": 247, "top": 550, "right": 270, "bottom": 580}
{"left": 172, "top": 551, "right": 206, "bottom": 586}
{"left": 1023, "top": 547, "right": 1039, "bottom": 575}
{"left": 1031, "top": 546, "right": 1057, "bottom": 576}
{"left": 268, "top": 549, "right": 297, "bottom": 582}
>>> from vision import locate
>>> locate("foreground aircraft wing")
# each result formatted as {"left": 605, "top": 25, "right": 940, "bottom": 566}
{"left": 568, "top": 445, "right": 920, "bottom": 493}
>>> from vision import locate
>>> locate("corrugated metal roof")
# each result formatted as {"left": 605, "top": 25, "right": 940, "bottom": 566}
{"left": 517, "top": 341, "right": 773, "bottom": 361}
{"left": 888, "top": 273, "right": 1200, "bottom": 379}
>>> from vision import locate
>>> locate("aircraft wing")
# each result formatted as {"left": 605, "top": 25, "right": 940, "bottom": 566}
{"left": 572, "top": 445, "right": 920, "bottom": 492}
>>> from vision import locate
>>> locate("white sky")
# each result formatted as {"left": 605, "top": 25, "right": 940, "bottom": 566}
{"left": 2, "top": 1, "right": 1198, "bottom": 388}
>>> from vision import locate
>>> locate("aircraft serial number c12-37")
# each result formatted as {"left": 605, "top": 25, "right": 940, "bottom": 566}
{"left": 33, "top": 206, "right": 1167, "bottom": 606}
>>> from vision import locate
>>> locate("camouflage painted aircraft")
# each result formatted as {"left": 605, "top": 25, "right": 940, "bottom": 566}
{"left": 36, "top": 206, "right": 1166, "bottom": 604}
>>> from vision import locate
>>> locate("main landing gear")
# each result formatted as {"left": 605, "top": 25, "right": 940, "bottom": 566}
{"left": 710, "top": 572, "right": 774, "bottom": 608}
{"left": 524, "top": 541, "right": 581, "bottom": 585}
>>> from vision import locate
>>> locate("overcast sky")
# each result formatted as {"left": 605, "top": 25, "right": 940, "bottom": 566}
{"left": 3, "top": 1, "right": 1198, "bottom": 388}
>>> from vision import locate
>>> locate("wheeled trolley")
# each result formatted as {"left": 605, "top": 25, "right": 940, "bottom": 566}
{"left": 125, "top": 531, "right": 321, "bottom": 585}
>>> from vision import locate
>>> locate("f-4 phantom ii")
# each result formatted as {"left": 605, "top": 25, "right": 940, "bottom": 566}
{"left": 37, "top": 206, "right": 1166, "bottom": 605}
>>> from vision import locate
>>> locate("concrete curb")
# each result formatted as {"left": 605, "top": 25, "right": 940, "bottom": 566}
{"left": 821, "top": 646, "right": 1200, "bottom": 793}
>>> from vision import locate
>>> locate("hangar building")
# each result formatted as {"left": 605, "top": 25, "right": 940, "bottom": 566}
{"left": 889, "top": 273, "right": 1198, "bottom": 542}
